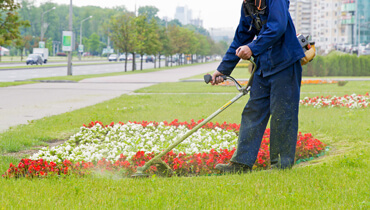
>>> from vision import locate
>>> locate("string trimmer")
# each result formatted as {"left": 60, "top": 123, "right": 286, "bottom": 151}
{"left": 132, "top": 59, "right": 257, "bottom": 178}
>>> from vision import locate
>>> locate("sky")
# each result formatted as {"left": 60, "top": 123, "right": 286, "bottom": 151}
{"left": 35, "top": 0, "right": 242, "bottom": 30}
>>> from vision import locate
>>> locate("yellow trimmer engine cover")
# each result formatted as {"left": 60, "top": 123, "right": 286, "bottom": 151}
{"left": 301, "top": 44, "right": 316, "bottom": 66}
{"left": 296, "top": 34, "right": 316, "bottom": 65}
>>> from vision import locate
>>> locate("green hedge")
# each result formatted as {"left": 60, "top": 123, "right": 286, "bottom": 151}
{"left": 302, "top": 54, "right": 370, "bottom": 76}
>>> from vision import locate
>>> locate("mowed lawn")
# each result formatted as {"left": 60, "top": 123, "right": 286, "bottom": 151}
{"left": 0, "top": 70, "right": 369, "bottom": 209}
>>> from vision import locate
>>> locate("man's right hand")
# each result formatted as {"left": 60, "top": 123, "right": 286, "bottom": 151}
{"left": 211, "top": 70, "right": 225, "bottom": 85}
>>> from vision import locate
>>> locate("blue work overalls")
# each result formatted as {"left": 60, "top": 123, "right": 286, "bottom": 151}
{"left": 217, "top": 0, "right": 305, "bottom": 169}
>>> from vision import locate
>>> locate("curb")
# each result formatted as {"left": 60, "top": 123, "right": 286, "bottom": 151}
{"left": 17, "top": 80, "right": 77, "bottom": 83}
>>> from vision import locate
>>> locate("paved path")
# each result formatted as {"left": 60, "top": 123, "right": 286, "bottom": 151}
{"left": 0, "top": 62, "right": 218, "bottom": 132}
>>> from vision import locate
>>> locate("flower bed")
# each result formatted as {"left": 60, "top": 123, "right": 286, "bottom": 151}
{"left": 219, "top": 79, "right": 338, "bottom": 87}
{"left": 3, "top": 120, "right": 326, "bottom": 178}
{"left": 300, "top": 93, "right": 370, "bottom": 109}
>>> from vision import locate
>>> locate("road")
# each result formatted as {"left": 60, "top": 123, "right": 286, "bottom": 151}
{"left": 0, "top": 61, "right": 171, "bottom": 82}
{"left": 0, "top": 59, "right": 110, "bottom": 67}
{"left": 0, "top": 62, "right": 218, "bottom": 132}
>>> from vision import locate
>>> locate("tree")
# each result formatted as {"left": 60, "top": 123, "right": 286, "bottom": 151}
{"left": 135, "top": 15, "right": 161, "bottom": 70}
{"left": 167, "top": 25, "right": 181, "bottom": 65}
{"left": 138, "top": 6, "right": 159, "bottom": 21}
{"left": 157, "top": 25, "right": 169, "bottom": 68}
{"left": 110, "top": 12, "right": 136, "bottom": 71}
{"left": 0, "top": 0, "right": 30, "bottom": 60}
{"left": 88, "top": 33, "right": 101, "bottom": 55}
{"left": 195, "top": 34, "right": 210, "bottom": 63}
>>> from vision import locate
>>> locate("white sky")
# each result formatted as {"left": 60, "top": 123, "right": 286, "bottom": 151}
{"left": 35, "top": 0, "right": 242, "bottom": 30}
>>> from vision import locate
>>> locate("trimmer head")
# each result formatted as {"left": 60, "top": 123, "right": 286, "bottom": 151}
{"left": 131, "top": 161, "right": 173, "bottom": 178}
{"left": 131, "top": 172, "right": 150, "bottom": 178}
{"left": 131, "top": 166, "right": 149, "bottom": 178}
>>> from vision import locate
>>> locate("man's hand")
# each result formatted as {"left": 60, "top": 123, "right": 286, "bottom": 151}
{"left": 236, "top": 45, "right": 252, "bottom": 60}
{"left": 211, "top": 70, "right": 224, "bottom": 85}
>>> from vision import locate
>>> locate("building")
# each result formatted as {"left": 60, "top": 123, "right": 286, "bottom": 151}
{"left": 174, "top": 6, "right": 192, "bottom": 25}
{"left": 341, "top": 0, "right": 370, "bottom": 45}
{"left": 190, "top": 18, "right": 203, "bottom": 28}
{"left": 174, "top": 6, "right": 204, "bottom": 27}
{"left": 289, "top": 0, "right": 311, "bottom": 35}
{"left": 209, "top": 27, "right": 235, "bottom": 44}
{"left": 312, "top": 0, "right": 347, "bottom": 53}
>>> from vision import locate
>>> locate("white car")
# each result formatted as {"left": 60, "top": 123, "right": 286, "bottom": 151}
{"left": 119, "top": 54, "right": 126, "bottom": 61}
{"left": 359, "top": 47, "right": 370, "bottom": 55}
{"left": 108, "top": 54, "right": 117, "bottom": 62}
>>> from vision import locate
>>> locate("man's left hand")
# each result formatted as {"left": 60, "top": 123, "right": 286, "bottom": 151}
{"left": 236, "top": 45, "right": 252, "bottom": 60}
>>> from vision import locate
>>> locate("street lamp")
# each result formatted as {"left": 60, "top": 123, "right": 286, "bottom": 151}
{"left": 40, "top": 6, "right": 56, "bottom": 44}
{"left": 79, "top": 16, "right": 93, "bottom": 60}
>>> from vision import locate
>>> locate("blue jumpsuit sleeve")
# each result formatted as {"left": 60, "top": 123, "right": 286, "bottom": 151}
{"left": 247, "top": 0, "right": 288, "bottom": 56}
{"left": 217, "top": 5, "right": 257, "bottom": 76}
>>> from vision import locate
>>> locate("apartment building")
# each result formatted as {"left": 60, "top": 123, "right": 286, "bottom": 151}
{"left": 290, "top": 0, "right": 347, "bottom": 54}
{"left": 341, "top": 0, "right": 370, "bottom": 45}
{"left": 289, "top": 0, "right": 311, "bottom": 35}
{"left": 312, "top": 0, "right": 347, "bottom": 53}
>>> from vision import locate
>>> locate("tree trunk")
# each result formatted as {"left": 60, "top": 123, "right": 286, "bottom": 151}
{"left": 140, "top": 54, "right": 144, "bottom": 70}
{"left": 154, "top": 55, "right": 157, "bottom": 69}
{"left": 124, "top": 52, "right": 128, "bottom": 72}
{"left": 132, "top": 52, "right": 136, "bottom": 71}
{"left": 20, "top": 48, "right": 24, "bottom": 61}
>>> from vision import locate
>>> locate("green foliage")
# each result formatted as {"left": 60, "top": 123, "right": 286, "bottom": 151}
{"left": 138, "top": 6, "right": 159, "bottom": 21}
{"left": 11, "top": 2, "right": 227, "bottom": 61}
{"left": 88, "top": 33, "right": 101, "bottom": 53}
{"left": 0, "top": 0, "right": 30, "bottom": 47}
{"left": 109, "top": 12, "right": 136, "bottom": 71}
{"left": 302, "top": 54, "right": 370, "bottom": 77}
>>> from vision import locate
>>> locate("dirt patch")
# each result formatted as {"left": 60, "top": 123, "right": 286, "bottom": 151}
{"left": 2, "top": 139, "right": 66, "bottom": 159}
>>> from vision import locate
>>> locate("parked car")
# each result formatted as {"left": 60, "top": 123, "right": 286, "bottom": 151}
{"left": 26, "top": 54, "right": 43, "bottom": 65}
{"left": 351, "top": 46, "right": 358, "bottom": 54}
{"left": 344, "top": 44, "right": 352, "bottom": 53}
{"left": 108, "top": 54, "right": 117, "bottom": 62}
{"left": 146, "top": 55, "right": 154, "bottom": 63}
{"left": 127, "top": 54, "right": 133, "bottom": 61}
{"left": 119, "top": 54, "right": 126, "bottom": 61}
{"left": 359, "top": 47, "right": 370, "bottom": 55}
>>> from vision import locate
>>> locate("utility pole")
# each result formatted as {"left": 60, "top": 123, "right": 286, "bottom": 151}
{"left": 40, "top": 7, "right": 55, "bottom": 46}
{"left": 79, "top": 16, "right": 93, "bottom": 60}
{"left": 67, "top": 0, "right": 73, "bottom": 75}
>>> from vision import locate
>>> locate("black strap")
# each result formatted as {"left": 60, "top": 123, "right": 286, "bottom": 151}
{"left": 243, "top": 0, "right": 267, "bottom": 32}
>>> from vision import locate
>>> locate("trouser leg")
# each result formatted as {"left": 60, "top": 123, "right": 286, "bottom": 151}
{"left": 269, "top": 61, "right": 302, "bottom": 169}
{"left": 230, "top": 72, "right": 271, "bottom": 168}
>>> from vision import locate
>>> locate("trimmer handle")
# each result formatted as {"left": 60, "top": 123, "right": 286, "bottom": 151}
{"left": 204, "top": 74, "right": 227, "bottom": 84}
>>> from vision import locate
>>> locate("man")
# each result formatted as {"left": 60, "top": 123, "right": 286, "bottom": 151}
{"left": 213, "top": 0, "right": 306, "bottom": 173}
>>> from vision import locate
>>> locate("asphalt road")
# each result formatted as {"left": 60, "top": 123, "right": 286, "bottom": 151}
{"left": 0, "top": 59, "right": 110, "bottom": 67}
{"left": 0, "top": 62, "right": 218, "bottom": 132}
{"left": 0, "top": 61, "right": 170, "bottom": 82}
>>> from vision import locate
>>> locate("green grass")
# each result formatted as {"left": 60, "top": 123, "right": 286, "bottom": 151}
{"left": 0, "top": 69, "right": 369, "bottom": 208}
{"left": 0, "top": 81, "right": 37, "bottom": 87}
{"left": 1, "top": 152, "right": 369, "bottom": 209}
{"left": 30, "top": 63, "right": 205, "bottom": 82}
{"left": 183, "top": 66, "right": 252, "bottom": 80}
{"left": 300, "top": 81, "right": 370, "bottom": 97}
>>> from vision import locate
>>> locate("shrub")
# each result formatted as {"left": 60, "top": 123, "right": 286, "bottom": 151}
{"left": 302, "top": 54, "right": 370, "bottom": 77}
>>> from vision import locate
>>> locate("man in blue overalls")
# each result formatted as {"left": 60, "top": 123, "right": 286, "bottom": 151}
{"left": 213, "top": 0, "right": 306, "bottom": 173}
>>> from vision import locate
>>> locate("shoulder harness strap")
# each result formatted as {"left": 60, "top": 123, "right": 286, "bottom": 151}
{"left": 243, "top": 0, "right": 267, "bottom": 32}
